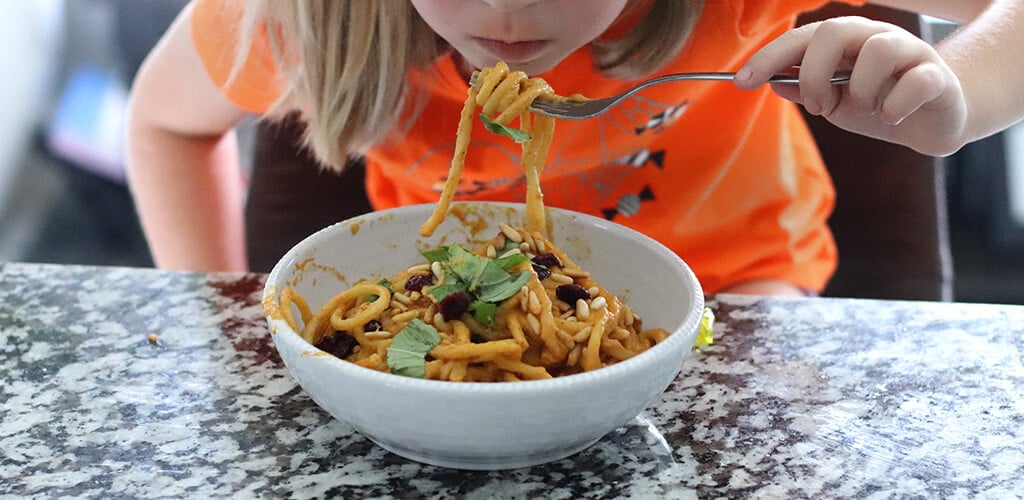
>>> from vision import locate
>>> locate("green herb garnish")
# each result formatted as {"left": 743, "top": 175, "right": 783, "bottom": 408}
{"left": 387, "top": 319, "right": 442, "bottom": 378}
{"left": 426, "top": 282, "right": 468, "bottom": 300}
{"left": 469, "top": 300, "right": 498, "bottom": 326}
{"left": 423, "top": 244, "right": 531, "bottom": 325}
{"left": 479, "top": 113, "right": 532, "bottom": 143}
{"left": 425, "top": 245, "right": 529, "bottom": 303}
{"left": 497, "top": 237, "right": 520, "bottom": 255}
{"left": 368, "top": 278, "right": 393, "bottom": 302}
{"left": 422, "top": 247, "right": 449, "bottom": 263}
{"left": 493, "top": 253, "right": 530, "bottom": 271}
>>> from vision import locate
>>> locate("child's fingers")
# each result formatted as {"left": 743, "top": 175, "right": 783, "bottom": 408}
{"left": 846, "top": 31, "right": 928, "bottom": 115}
{"left": 735, "top": 23, "right": 818, "bottom": 89}
{"left": 768, "top": 82, "right": 802, "bottom": 104}
{"left": 796, "top": 18, "right": 899, "bottom": 116}
{"left": 879, "top": 63, "right": 947, "bottom": 126}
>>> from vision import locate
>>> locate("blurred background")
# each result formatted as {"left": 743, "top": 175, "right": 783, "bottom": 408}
{"left": 0, "top": 1, "right": 1022, "bottom": 304}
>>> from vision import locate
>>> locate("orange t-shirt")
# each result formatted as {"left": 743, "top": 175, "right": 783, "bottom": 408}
{"left": 191, "top": 0, "right": 865, "bottom": 293}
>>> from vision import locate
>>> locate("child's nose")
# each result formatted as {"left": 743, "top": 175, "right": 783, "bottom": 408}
{"left": 480, "top": 0, "right": 543, "bottom": 13}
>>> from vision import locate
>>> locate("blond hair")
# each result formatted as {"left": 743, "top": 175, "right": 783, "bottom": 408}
{"left": 237, "top": 1, "right": 704, "bottom": 169}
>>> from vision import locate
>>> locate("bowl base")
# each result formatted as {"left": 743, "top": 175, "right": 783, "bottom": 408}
{"left": 366, "top": 435, "right": 603, "bottom": 471}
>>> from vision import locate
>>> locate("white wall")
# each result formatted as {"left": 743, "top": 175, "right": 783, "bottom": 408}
{"left": 0, "top": 1, "right": 64, "bottom": 200}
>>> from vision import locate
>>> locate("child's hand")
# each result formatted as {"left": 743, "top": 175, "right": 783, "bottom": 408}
{"left": 735, "top": 16, "right": 967, "bottom": 156}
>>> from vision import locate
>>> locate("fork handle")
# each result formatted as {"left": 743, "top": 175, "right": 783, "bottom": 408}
{"left": 650, "top": 72, "right": 850, "bottom": 85}
{"left": 766, "top": 72, "right": 851, "bottom": 85}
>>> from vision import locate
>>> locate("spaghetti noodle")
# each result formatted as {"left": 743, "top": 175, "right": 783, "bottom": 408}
{"left": 280, "top": 62, "right": 669, "bottom": 381}
{"left": 420, "top": 61, "right": 562, "bottom": 237}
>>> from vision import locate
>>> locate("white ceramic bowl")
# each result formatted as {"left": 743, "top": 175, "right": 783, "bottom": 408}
{"left": 263, "top": 202, "right": 704, "bottom": 470}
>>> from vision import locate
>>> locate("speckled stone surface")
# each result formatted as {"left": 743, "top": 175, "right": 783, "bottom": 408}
{"left": 2, "top": 261, "right": 1023, "bottom": 498}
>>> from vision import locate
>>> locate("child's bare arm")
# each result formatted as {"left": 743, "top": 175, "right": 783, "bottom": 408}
{"left": 126, "top": 3, "right": 250, "bottom": 271}
{"left": 734, "top": 0, "right": 1023, "bottom": 157}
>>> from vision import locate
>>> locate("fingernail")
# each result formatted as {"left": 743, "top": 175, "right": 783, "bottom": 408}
{"left": 735, "top": 68, "right": 753, "bottom": 82}
{"left": 804, "top": 101, "right": 822, "bottom": 115}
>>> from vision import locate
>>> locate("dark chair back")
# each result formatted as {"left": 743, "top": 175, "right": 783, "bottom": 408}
{"left": 798, "top": 3, "right": 953, "bottom": 301}
{"left": 246, "top": 114, "right": 372, "bottom": 273}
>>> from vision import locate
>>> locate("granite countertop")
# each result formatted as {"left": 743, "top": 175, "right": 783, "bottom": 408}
{"left": 1, "top": 261, "right": 1022, "bottom": 498}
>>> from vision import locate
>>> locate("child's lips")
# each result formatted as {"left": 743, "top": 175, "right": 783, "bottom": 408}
{"left": 473, "top": 38, "right": 550, "bottom": 63}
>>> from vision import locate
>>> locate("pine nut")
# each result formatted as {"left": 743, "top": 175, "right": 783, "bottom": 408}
{"left": 549, "top": 273, "right": 574, "bottom": 284}
{"left": 523, "top": 233, "right": 537, "bottom": 252}
{"left": 573, "top": 326, "right": 593, "bottom": 343}
{"left": 528, "top": 290, "right": 542, "bottom": 315}
{"left": 527, "top": 314, "right": 541, "bottom": 335}
{"left": 407, "top": 263, "right": 431, "bottom": 273}
{"left": 499, "top": 223, "right": 523, "bottom": 243}
{"left": 498, "top": 248, "right": 522, "bottom": 259}
{"left": 556, "top": 330, "right": 575, "bottom": 349}
{"left": 433, "top": 312, "right": 448, "bottom": 331}
{"left": 392, "top": 310, "right": 421, "bottom": 324}
{"left": 365, "top": 330, "right": 395, "bottom": 340}
{"left": 576, "top": 299, "right": 591, "bottom": 320}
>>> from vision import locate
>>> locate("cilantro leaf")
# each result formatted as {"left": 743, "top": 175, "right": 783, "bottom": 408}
{"left": 476, "top": 271, "right": 532, "bottom": 303}
{"left": 498, "top": 238, "right": 520, "bottom": 255}
{"left": 479, "top": 113, "right": 532, "bottom": 143}
{"left": 493, "top": 253, "right": 529, "bottom": 270}
{"left": 387, "top": 319, "right": 442, "bottom": 378}
{"left": 445, "top": 246, "right": 490, "bottom": 291}
{"left": 469, "top": 300, "right": 497, "bottom": 326}
{"left": 422, "top": 247, "right": 449, "bottom": 263}
{"left": 426, "top": 282, "right": 468, "bottom": 302}
{"left": 420, "top": 244, "right": 532, "bottom": 314}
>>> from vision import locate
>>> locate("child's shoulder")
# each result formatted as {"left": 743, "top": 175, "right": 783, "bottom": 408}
{"left": 190, "top": 0, "right": 282, "bottom": 113}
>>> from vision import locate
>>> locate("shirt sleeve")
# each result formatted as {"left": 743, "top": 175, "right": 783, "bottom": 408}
{"left": 189, "top": 0, "right": 283, "bottom": 113}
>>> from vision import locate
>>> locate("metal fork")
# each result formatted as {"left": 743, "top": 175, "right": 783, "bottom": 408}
{"left": 487, "top": 71, "right": 850, "bottom": 120}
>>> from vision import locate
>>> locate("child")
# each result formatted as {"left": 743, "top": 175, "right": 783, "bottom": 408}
{"left": 126, "top": 0, "right": 1024, "bottom": 296}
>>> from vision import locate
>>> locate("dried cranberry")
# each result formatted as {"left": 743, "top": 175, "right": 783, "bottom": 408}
{"left": 439, "top": 291, "right": 472, "bottom": 321}
{"left": 364, "top": 319, "right": 383, "bottom": 332}
{"left": 532, "top": 264, "right": 552, "bottom": 281}
{"left": 404, "top": 274, "right": 432, "bottom": 292}
{"left": 556, "top": 284, "right": 590, "bottom": 304}
{"left": 315, "top": 331, "right": 357, "bottom": 359}
{"left": 532, "top": 253, "right": 562, "bottom": 269}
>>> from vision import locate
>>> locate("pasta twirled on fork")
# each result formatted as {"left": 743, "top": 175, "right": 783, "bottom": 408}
{"left": 420, "top": 61, "right": 564, "bottom": 238}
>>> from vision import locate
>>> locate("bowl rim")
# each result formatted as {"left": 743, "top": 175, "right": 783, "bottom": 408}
{"left": 264, "top": 201, "right": 704, "bottom": 395}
